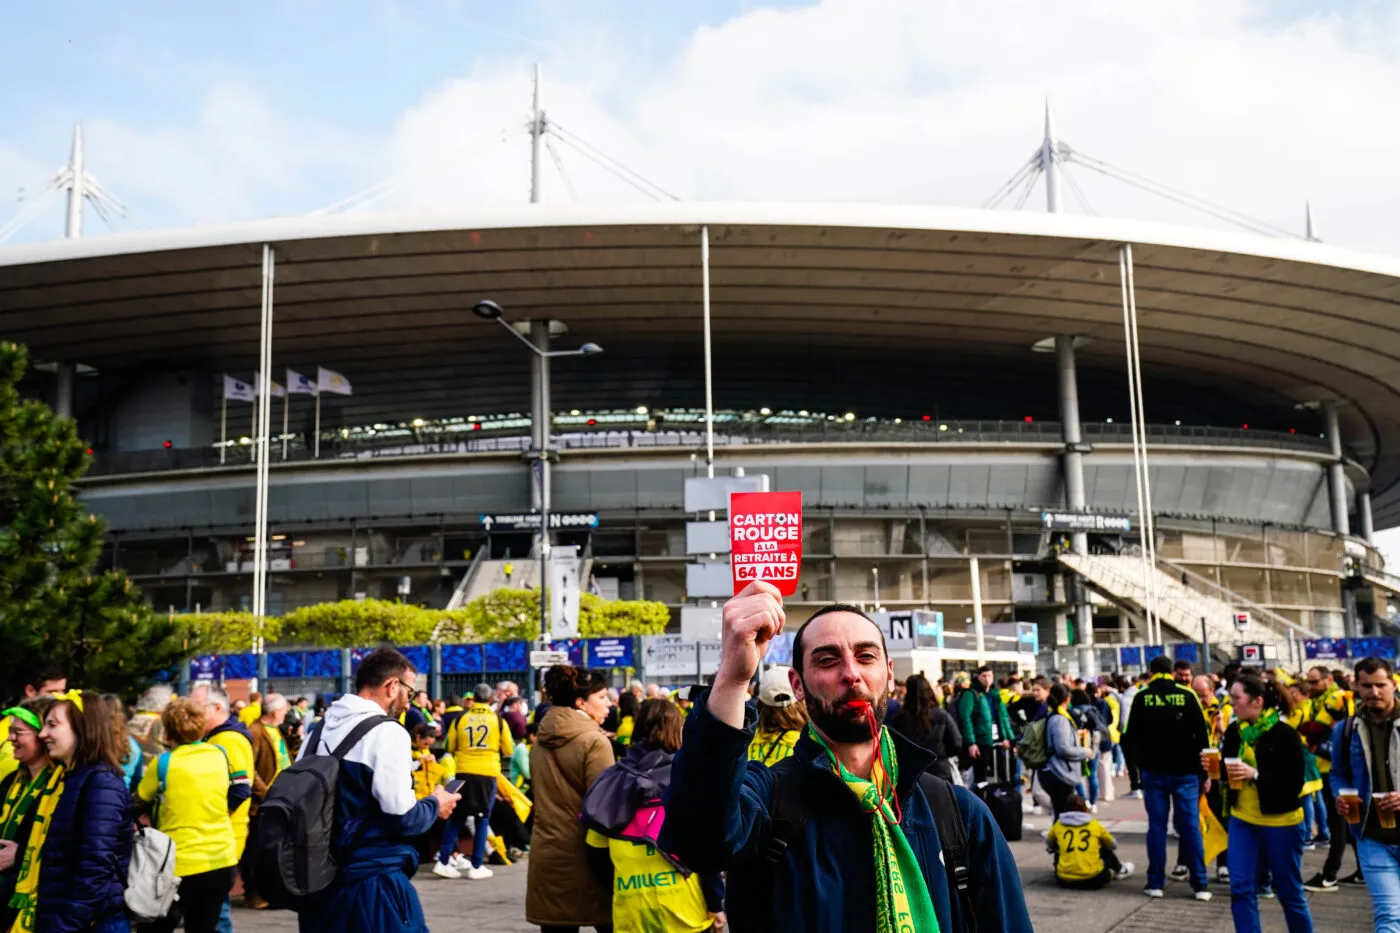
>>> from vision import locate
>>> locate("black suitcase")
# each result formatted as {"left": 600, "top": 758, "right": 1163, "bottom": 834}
{"left": 975, "top": 746, "right": 1023, "bottom": 842}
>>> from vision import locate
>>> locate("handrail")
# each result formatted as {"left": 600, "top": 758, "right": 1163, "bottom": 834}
{"left": 442, "top": 547, "right": 487, "bottom": 614}
{"left": 1158, "top": 556, "right": 1318, "bottom": 639}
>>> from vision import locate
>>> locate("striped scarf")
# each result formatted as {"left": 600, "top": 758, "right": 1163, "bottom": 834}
{"left": 0, "top": 767, "right": 51, "bottom": 842}
{"left": 7, "top": 765, "right": 64, "bottom": 933}
{"left": 809, "top": 723, "right": 939, "bottom": 933}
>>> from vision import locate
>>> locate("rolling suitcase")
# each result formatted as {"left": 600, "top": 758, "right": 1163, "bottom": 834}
{"left": 976, "top": 745, "right": 1023, "bottom": 841}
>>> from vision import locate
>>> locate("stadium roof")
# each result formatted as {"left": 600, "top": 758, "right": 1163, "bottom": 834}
{"left": 3, "top": 202, "right": 1400, "bottom": 523}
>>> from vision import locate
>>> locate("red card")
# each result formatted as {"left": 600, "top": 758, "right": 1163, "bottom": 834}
{"left": 730, "top": 491, "right": 803, "bottom": 596}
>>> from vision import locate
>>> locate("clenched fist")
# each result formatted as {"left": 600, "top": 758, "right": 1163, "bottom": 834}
{"left": 709, "top": 582, "right": 786, "bottom": 728}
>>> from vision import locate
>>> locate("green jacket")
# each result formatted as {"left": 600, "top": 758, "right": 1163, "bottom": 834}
{"left": 957, "top": 683, "right": 1015, "bottom": 748}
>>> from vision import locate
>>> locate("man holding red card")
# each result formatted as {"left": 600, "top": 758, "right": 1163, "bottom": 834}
{"left": 660, "top": 577, "right": 1031, "bottom": 933}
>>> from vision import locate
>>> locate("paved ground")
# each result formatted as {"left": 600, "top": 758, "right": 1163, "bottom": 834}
{"left": 233, "top": 775, "right": 1374, "bottom": 931}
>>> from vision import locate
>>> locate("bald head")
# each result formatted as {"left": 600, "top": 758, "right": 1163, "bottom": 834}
{"left": 1192, "top": 676, "right": 1214, "bottom": 705}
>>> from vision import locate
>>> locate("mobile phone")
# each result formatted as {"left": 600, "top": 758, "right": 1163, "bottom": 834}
{"left": 444, "top": 778, "right": 465, "bottom": 795}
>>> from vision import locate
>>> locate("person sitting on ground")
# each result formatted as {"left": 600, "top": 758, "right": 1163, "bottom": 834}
{"left": 887, "top": 673, "right": 963, "bottom": 782}
{"left": 1046, "top": 793, "right": 1134, "bottom": 889}
{"left": 747, "top": 666, "right": 809, "bottom": 766}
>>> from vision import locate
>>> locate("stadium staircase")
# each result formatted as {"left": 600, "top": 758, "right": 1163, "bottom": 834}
{"left": 445, "top": 553, "right": 594, "bottom": 609}
{"left": 1057, "top": 552, "right": 1316, "bottom": 646}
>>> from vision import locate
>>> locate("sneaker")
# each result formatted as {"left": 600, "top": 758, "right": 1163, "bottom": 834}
{"left": 1194, "top": 890, "right": 1213, "bottom": 902}
{"left": 1341, "top": 870, "right": 1366, "bottom": 886}
{"left": 465, "top": 866, "right": 494, "bottom": 881}
{"left": 1216, "top": 866, "right": 1231, "bottom": 884}
{"left": 1303, "top": 873, "right": 1337, "bottom": 893}
{"left": 507, "top": 846, "right": 527, "bottom": 861}
{"left": 1033, "top": 805, "right": 1044, "bottom": 815}
{"left": 1090, "top": 804, "right": 1099, "bottom": 813}
{"left": 1259, "top": 886, "right": 1275, "bottom": 899}
{"left": 1303, "top": 841, "right": 1316, "bottom": 851}
{"left": 1115, "top": 862, "right": 1136, "bottom": 881}
{"left": 1124, "top": 789, "right": 1144, "bottom": 799}
{"left": 448, "top": 853, "right": 471, "bottom": 870}
{"left": 1170, "top": 865, "right": 1190, "bottom": 882}
{"left": 432, "top": 861, "right": 461, "bottom": 880}
{"left": 1143, "top": 887, "right": 1164, "bottom": 898}
{"left": 244, "top": 896, "right": 269, "bottom": 910}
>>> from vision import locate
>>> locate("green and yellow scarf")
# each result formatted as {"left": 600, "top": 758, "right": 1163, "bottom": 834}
{"left": 0, "top": 765, "right": 53, "bottom": 842}
{"left": 809, "top": 724, "right": 939, "bottom": 933}
{"left": 8, "top": 765, "right": 64, "bottom": 933}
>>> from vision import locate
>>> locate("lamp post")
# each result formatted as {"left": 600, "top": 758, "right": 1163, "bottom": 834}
{"left": 471, "top": 300, "right": 603, "bottom": 646}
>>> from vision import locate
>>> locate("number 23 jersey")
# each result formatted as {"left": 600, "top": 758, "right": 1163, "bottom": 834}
{"left": 1047, "top": 813, "right": 1115, "bottom": 882}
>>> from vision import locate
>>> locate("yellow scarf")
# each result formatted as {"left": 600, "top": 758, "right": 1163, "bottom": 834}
{"left": 8, "top": 765, "right": 64, "bottom": 933}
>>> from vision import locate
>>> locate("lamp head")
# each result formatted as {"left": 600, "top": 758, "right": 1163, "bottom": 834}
{"left": 579, "top": 342, "right": 604, "bottom": 355}
{"left": 471, "top": 300, "right": 504, "bottom": 321}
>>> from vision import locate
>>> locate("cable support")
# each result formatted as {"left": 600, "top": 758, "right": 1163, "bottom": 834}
{"left": 1060, "top": 163, "right": 1096, "bottom": 215}
{"left": 982, "top": 156, "right": 1038, "bottom": 209}
{"left": 549, "top": 121, "right": 680, "bottom": 200}
{"left": 1066, "top": 149, "right": 1296, "bottom": 238}
{"left": 1012, "top": 163, "right": 1041, "bottom": 209}
{"left": 544, "top": 136, "right": 578, "bottom": 201}
{"left": 0, "top": 185, "right": 61, "bottom": 243}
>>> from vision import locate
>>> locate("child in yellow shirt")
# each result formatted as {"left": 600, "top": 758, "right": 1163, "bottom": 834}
{"left": 1046, "top": 794, "right": 1134, "bottom": 889}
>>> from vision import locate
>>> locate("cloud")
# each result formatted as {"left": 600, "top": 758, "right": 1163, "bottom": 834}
{"left": 381, "top": 0, "right": 1400, "bottom": 254}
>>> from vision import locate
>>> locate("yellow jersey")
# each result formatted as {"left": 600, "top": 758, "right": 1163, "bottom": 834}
{"left": 205, "top": 727, "right": 255, "bottom": 858}
{"left": 1309, "top": 688, "right": 1353, "bottom": 774}
{"left": 0, "top": 717, "right": 15, "bottom": 783}
{"left": 1047, "top": 815, "right": 1117, "bottom": 882}
{"left": 238, "top": 701, "right": 261, "bottom": 726}
{"left": 450, "top": 703, "right": 514, "bottom": 776}
{"left": 1231, "top": 740, "right": 1303, "bottom": 828}
{"left": 586, "top": 829, "right": 711, "bottom": 933}
{"left": 137, "top": 743, "right": 238, "bottom": 877}
{"left": 411, "top": 748, "right": 448, "bottom": 800}
{"left": 747, "top": 729, "right": 800, "bottom": 766}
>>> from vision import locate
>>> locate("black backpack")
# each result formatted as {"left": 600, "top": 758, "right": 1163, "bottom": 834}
{"left": 761, "top": 758, "right": 978, "bottom": 933}
{"left": 247, "top": 714, "right": 392, "bottom": 907}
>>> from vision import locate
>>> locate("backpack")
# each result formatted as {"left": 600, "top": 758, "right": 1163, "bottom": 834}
{"left": 763, "top": 759, "right": 978, "bottom": 933}
{"left": 246, "top": 714, "right": 392, "bottom": 908}
{"left": 125, "top": 825, "right": 178, "bottom": 921}
{"left": 1016, "top": 717, "right": 1050, "bottom": 769}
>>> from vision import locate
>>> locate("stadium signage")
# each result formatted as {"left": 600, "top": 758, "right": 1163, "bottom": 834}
{"left": 1040, "top": 511, "right": 1132, "bottom": 533}
{"left": 480, "top": 512, "right": 599, "bottom": 531}
{"left": 729, "top": 491, "right": 803, "bottom": 596}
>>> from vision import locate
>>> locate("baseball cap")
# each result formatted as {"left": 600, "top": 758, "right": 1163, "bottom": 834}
{"left": 758, "top": 667, "right": 798, "bottom": 707}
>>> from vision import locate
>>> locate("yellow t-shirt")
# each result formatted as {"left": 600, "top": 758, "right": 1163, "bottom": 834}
{"left": 1231, "top": 741, "right": 1303, "bottom": 828}
{"left": 0, "top": 717, "right": 15, "bottom": 783}
{"left": 238, "top": 702, "right": 261, "bottom": 726}
{"left": 138, "top": 743, "right": 238, "bottom": 876}
{"left": 747, "top": 729, "right": 800, "bottom": 766}
{"left": 451, "top": 704, "right": 514, "bottom": 777}
{"left": 205, "top": 728, "right": 254, "bottom": 858}
{"left": 411, "top": 748, "right": 448, "bottom": 800}
{"left": 1048, "top": 816, "right": 1116, "bottom": 882}
{"left": 585, "top": 829, "right": 711, "bottom": 933}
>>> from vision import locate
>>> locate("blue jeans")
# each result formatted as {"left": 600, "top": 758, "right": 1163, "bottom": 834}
{"left": 1143, "top": 770, "right": 1207, "bottom": 890}
{"left": 1228, "top": 819, "right": 1312, "bottom": 933}
{"left": 1112, "top": 743, "right": 1125, "bottom": 773}
{"left": 1084, "top": 759, "right": 1100, "bottom": 806}
{"left": 437, "top": 813, "right": 492, "bottom": 869}
{"left": 1301, "top": 794, "right": 1318, "bottom": 845}
{"left": 1312, "top": 791, "right": 1330, "bottom": 841}
{"left": 1359, "top": 839, "right": 1400, "bottom": 933}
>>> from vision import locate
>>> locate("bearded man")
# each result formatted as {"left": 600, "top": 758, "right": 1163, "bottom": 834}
{"left": 662, "top": 584, "right": 1030, "bottom": 933}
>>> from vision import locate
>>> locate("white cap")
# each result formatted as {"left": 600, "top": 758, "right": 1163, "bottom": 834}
{"left": 758, "top": 667, "right": 799, "bottom": 708}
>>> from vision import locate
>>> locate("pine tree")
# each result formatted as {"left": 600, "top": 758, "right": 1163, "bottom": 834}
{"left": 0, "top": 342, "right": 188, "bottom": 699}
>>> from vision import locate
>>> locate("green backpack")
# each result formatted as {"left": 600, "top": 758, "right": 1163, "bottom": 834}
{"left": 1016, "top": 717, "right": 1050, "bottom": 769}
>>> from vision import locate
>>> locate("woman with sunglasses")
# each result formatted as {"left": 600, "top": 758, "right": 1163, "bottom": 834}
{"left": 0, "top": 698, "right": 56, "bottom": 930}
{"left": 27, "top": 690, "right": 133, "bottom": 933}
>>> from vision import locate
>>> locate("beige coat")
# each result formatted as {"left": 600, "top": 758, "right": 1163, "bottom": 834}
{"left": 525, "top": 706, "right": 616, "bottom": 926}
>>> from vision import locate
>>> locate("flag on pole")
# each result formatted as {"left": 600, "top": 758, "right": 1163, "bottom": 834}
{"left": 317, "top": 366, "right": 353, "bottom": 396}
{"left": 223, "top": 374, "right": 256, "bottom": 402}
{"left": 255, "top": 372, "right": 286, "bottom": 398}
{"left": 286, "top": 369, "right": 318, "bottom": 395}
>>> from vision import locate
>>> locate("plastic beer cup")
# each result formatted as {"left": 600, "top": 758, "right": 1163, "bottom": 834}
{"left": 1224, "top": 757, "right": 1245, "bottom": 790}
{"left": 1339, "top": 788, "right": 1361, "bottom": 825}
{"left": 1202, "top": 748, "right": 1221, "bottom": 780}
{"left": 1377, "top": 793, "right": 1397, "bottom": 830}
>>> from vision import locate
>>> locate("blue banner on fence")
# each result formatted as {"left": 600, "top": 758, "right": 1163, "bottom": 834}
{"left": 304, "top": 650, "right": 341, "bottom": 677}
{"left": 554, "top": 639, "right": 586, "bottom": 667}
{"left": 587, "top": 637, "right": 635, "bottom": 669}
{"left": 1119, "top": 647, "right": 1143, "bottom": 667}
{"left": 441, "top": 644, "right": 483, "bottom": 674}
{"left": 1173, "top": 643, "right": 1199, "bottom": 663}
{"left": 190, "top": 655, "right": 222, "bottom": 680}
{"left": 484, "top": 641, "right": 528, "bottom": 672}
{"left": 267, "top": 652, "right": 303, "bottom": 678}
{"left": 349, "top": 648, "right": 375, "bottom": 673}
{"left": 1143, "top": 645, "right": 1166, "bottom": 662}
{"left": 1305, "top": 638, "right": 1347, "bottom": 661}
{"left": 401, "top": 646, "right": 431, "bottom": 674}
{"left": 222, "top": 653, "right": 258, "bottom": 679}
{"left": 1349, "top": 637, "right": 1397, "bottom": 660}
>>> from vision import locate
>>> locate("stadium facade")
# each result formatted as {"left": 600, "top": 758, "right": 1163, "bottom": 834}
{"left": 3, "top": 202, "right": 1398, "bottom": 674}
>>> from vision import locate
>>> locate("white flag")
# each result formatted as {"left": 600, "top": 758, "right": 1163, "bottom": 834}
{"left": 286, "top": 369, "right": 318, "bottom": 395}
{"left": 317, "top": 366, "right": 353, "bottom": 396}
{"left": 223, "top": 374, "right": 255, "bottom": 402}
{"left": 255, "top": 372, "right": 286, "bottom": 398}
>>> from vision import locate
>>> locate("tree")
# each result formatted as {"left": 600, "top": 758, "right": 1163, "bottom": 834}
{"left": 0, "top": 342, "right": 188, "bottom": 700}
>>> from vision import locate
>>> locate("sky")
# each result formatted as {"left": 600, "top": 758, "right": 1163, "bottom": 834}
{"left": 3, "top": 0, "right": 1400, "bottom": 557}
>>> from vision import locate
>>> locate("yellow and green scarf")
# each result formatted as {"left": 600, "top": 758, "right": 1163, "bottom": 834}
{"left": 809, "top": 724, "right": 939, "bottom": 933}
{"left": 0, "top": 765, "right": 53, "bottom": 842}
{"left": 8, "top": 765, "right": 64, "bottom": 933}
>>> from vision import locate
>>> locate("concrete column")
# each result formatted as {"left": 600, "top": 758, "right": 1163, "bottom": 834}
{"left": 1057, "top": 335, "right": 1096, "bottom": 677}
{"left": 1359, "top": 490, "right": 1375, "bottom": 544}
{"left": 55, "top": 362, "right": 74, "bottom": 418}
{"left": 1323, "top": 402, "right": 1350, "bottom": 536}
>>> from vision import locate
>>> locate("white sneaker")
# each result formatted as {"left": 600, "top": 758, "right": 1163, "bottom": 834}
{"left": 1022, "top": 800, "right": 1036, "bottom": 814}
{"left": 1116, "top": 862, "right": 1136, "bottom": 881}
{"left": 1170, "top": 864, "right": 1190, "bottom": 881}
{"left": 1217, "top": 866, "right": 1231, "bottom": 883}
{"left": 1144, "top": 888, "right": 1164, "bottom": 898}
{"left": 1089, "top": 804, "right": 1099, "bottom": 813}
{"left": 1033, "top": 805, "right": 1044, "bottom": 815}
{"left": 465, "top": 866, "right": 494, "bottom": 881}
{"left": 448, "top": 853, "right": 470, "bottom": 870}
{"left": 1123, "top": 790, "right": 1143, "bottom": 799}
{"left": 1194, "top": 890, "right": 1213, "bottom": 902}
{"left": 432, "top": 861, "right": 461, "bottom": 880}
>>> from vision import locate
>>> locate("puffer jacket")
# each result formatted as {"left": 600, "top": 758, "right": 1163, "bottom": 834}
{"left": 37, "top": 762, "right": 133, "bottom": 933}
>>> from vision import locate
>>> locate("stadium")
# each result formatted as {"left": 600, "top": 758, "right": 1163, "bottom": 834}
{"left": 3, "top": 190, "right": 1400, "bottom": 677}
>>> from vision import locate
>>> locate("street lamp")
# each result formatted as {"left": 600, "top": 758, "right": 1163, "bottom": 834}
{"left": 472, "top": 299, "right": 604, "bottom": 648}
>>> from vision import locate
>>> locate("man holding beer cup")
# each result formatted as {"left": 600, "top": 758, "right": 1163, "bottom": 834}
{"left": 1329, "top": 656, "right": 1400, "bottom": 931}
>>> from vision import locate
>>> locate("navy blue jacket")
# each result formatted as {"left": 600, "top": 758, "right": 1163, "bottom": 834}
{"left": 660, "top": 693, "right": 1032, "bottom": 933}
{"left": 37, "top": 762, "right": 133, "bottom": 933}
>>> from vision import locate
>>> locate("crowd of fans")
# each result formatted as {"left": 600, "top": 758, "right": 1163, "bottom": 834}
{"left": 0, "top": 604, "right": 1397, "bottom": 933}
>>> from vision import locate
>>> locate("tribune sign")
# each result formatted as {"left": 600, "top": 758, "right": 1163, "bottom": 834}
{"left": 1040, "top": 511, "right": 1132, "bottom": 533}
{"left": 729, "top": 491, "right": 803, "bottom": 596}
